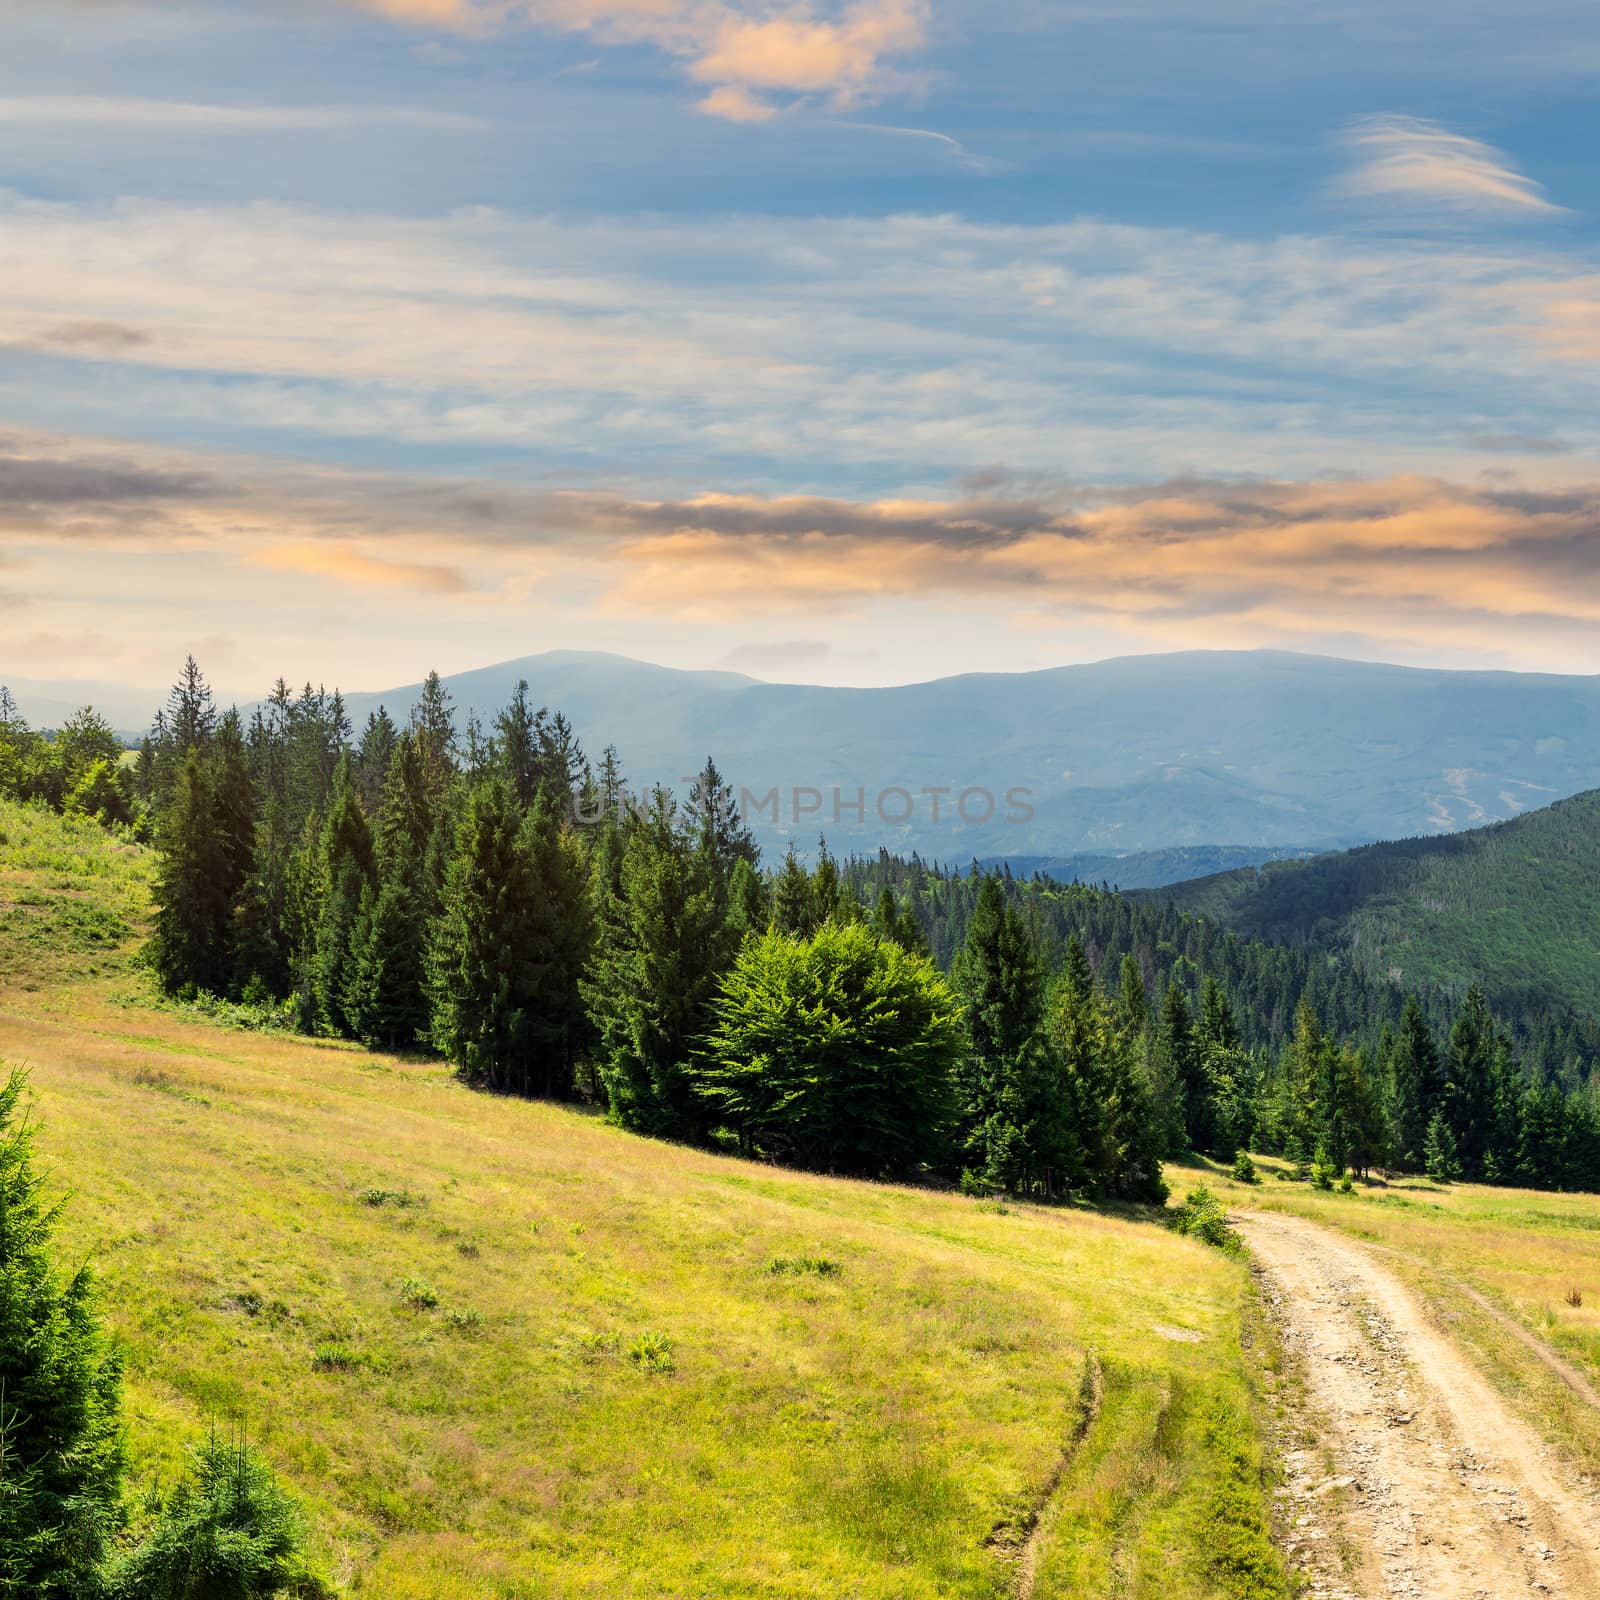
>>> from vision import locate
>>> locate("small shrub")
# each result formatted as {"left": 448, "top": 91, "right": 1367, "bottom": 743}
{"left": 629, "top": 1331, "right": 675, "bottom": 1374}
{"left": 765, "top": 1255, "right": 842, "bottom": 1277}
{"left": 1566, "top": 1287, "right": 1584, "bottom": 1308}
{"left": 1170, "top": 1186, "right": 1242, "bottom": 1255}
{"left": 456, "top": 1239, "right": 481, "bottom": 1259}
{"left": 1309, "top": 1142, "right": 1337, "bottom": 1191}
{"left": 1338, "top": 1170, "right": 1355, "bottom": 1194}
{"left": 1229, "top": 1150, "right": 1258, "bottom": 1185}
{"left": 106, "top": 1428, "right": 321, "bottom": 1599}
{"left": 958, "top": 1168, "right": 993, "bottom": 1198}
{"left": 445, "top": 1307, "right": 483, "bottom": 1335}
{"left": 311, "top": 1343, "right": 362, "bottom": 1372}
{"left": 397, "top": 1276, "right": 439, "bottom": 1311}
{"left": 360, "top": 1187, "right": 420, "bottom": 1209}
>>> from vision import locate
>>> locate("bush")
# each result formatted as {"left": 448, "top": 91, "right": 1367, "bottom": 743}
{"left": 628, "top": 1331, "right": 675, "bottom": 1373}
{"left": 444, "top": 1307, "right": 483, "bottom": 1335}
{"left": 107, "top": 1429, "right": 320, "bottom": 1599}
{"left": 1169, "top": 1185, "right": 1242, "bottom": 1255}
{"left": 1229, "top": 1150, "right": 1259, "bottom": 1185}
{"left": 765, "top": 1255, "right": 842, "bottom": 1277}
{"left": 310, "top": 1343, "right": 365, "bottom": 1373}
{"left": 692, "top": 921, "right": 963, "bottom": 1176}
{"left": 1338, "top": 1169, "right": 1355, "bottom": 1194}
{"left": 397, "top": 1276, "right": 439, "bottom": 1310}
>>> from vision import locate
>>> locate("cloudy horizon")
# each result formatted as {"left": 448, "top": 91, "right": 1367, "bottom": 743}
{"left": 6, "top": 2, "right": 1600, "bottom": 689}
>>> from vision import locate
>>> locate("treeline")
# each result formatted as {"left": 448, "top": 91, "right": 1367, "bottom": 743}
{"left": 0, "top": 686, "right": 139, "bottom": 828}
{"left": 846, "top": 854, "right": 1600, "bottom": 1190}
{"left": 141, "top": 658, "right": 1166, "bottom": 1200}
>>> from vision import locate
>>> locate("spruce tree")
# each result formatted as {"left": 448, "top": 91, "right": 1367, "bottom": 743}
{"left": 1423, "top": 1110, "right": 1461, "bottom": 1183}
{"left": 1386, "top": 995, "right": 1439, "bottom": 1171}
{"left": 429, "top": 784, "right": 593, "bottom": 1096}
{"left": 152, "top": 750, "right": 230, "bottom": 995}
{"left": 582, "top": 793, "right": 730, "bottom": 1138}
{"left": 0, "top": 1069, "right": 124, "bottom": 1594}
{"left": 771, "top": 848, "right": 815, "bottom": 937}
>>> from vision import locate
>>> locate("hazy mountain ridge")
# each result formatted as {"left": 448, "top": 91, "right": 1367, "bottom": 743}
{"left": 8, "top": 649, "right": 1599, "bottom": 862}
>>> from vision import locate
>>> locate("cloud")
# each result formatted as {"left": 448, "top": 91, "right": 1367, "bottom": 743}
{"left": 9, "top": 427, "right": 1600, "bottom": 676}
{"left": 719, "top": 638, "right": 832, "bottom": 673}
{"left": 10, "top": 194, "right": 1600, "bottom": 485}
{"left": 338, "top": 0, "right": 929, "bottom": 117}
{"left": 249, "top": 541, "right": 472, "bottom": 593}
{"left": 1336, "top": 114, "right": 1564, "bottom": 217}
{"left": 695, "top": 84, "right": 777, "bottom": 122}
{"left": 0, "top": 95, "right": 481, "bottom": 130}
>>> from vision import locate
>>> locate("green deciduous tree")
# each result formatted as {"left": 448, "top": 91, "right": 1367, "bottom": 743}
{"left": 692, "top": 921, "right": 962, "bottom": 1175}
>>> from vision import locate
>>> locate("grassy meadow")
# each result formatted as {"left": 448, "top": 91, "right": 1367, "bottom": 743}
{"left": 0, "top": 798, "right": 1288, "bottom": 1599}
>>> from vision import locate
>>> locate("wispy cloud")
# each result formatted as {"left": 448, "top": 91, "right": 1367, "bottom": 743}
{"left": 1336, "top": 114, "right": 1564, "bottom": 217}
{"left": 7, "top": 195, "right": 1600, "bottom": 484}
{"left": 0, "top": 95, "right": 481, "bottom": 131}
{"left": 822, "top": 118, "right": 998, "bottom": 172}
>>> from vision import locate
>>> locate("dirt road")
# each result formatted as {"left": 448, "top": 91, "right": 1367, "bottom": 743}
{"left": 1240, "top": 1209, "right": 1600, "bottom": 1600}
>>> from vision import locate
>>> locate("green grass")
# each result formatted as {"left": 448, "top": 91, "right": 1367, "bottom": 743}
{"left": 0, "top": 797, "right": 153, "bottom": 987}
{"left": 0, "top": 803, "right": 1290, "bottom": 1598}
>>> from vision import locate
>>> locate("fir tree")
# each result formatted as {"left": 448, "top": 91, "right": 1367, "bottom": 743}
{"left": 152, "top": 750, "right": 231, "bottom": 994}
{"left": 582, "top": 793, "right": 730, "bottom": 1138}
{"left": 1424, "top": 1110, "right": 1462, "bottom": 1183}
{"left": 0, "top": 1069, "right": 124, "bottom": 1594}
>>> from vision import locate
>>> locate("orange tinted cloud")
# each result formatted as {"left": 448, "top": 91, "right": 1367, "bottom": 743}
{"left": 249, "top": 541, "right": 471, "bottom": 593}
{"left": 343, "top": 0, "right": 928, "bottom": 116}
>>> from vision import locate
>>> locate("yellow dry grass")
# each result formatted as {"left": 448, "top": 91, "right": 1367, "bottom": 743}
{"left": 0, "top": 799, "right": 1288, "bottom": 1598}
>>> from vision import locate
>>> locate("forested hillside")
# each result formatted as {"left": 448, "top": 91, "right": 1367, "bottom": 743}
{"left": 1148, "top": 791, "right": 1600, "bottom": 1021}
{"left": 8, "top": 655, "right": 1600, "bottom": 1197}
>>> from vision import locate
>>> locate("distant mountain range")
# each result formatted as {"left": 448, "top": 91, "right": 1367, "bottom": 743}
{"left": 7, "top": 649, "right": 1599, "bottom": 871}
{"left": 1147, "top": 788, "right": 1600, "bottom": 1022}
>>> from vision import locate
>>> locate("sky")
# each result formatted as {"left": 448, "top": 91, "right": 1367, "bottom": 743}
{"left": 4, "top": 0, "right": 1600, "bottom": 694}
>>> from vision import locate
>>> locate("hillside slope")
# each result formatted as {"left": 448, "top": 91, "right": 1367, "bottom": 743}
{"left": 0, "top": 803, "right": 1286, "bottom": 1599}
{"left": 1151, "top": 789, "right": 1600, "bottom": 1018}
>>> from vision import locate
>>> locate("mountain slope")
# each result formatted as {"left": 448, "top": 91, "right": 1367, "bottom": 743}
{"left": 1150, "top": 789, "right": 1600, "bottom": 1019}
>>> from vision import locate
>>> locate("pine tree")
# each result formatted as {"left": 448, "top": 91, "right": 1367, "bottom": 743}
{"left": 429, "top": 784, "right": 593, "bottom": 1097}
{"left": 152, "top": 750, "right": 231, "bottom": 994}
{"left": 311, "top": 756, "right": 375, "bottom": 1035}
{"left": 1423, "top": 1110, "right": 1461, "bottom": 1183}
{"left": 771, "top": 847, "right": 815, "bottom": 937}
{"left": 582, "top": 794, "right": 730, "bottom": 1138}
{"left": 1385, "top": 995, "right": 1439, "bottom": 1171}
{"left": 410, "top": 669, "right": 457, "bottom": 811}
{"left": 1157, "top": 981, "right": 1210, "bottom": 1154}
{"left": 1444, "top": 985, "right": 1497, "bottom": 1178}
{"left": 354, "top": 708, "right": 397, "bottom": 813}
{"left": 0, "top": 1069, "right": 124, "bottom": 1593}
{"left": 494, "top": 680, "right": 542, "bottom": 810}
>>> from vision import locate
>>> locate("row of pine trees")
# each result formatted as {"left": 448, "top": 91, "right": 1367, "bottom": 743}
{"left": 139, "top": 659, "right": 1172, "bottom": 1197}
{"left": 16, "top": 656, "right": 1599, "bottom": 1196}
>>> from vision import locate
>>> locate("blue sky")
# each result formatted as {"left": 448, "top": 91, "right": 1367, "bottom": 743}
{"left": 5, "top": 1, "right": 1600, "bottom": 691}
